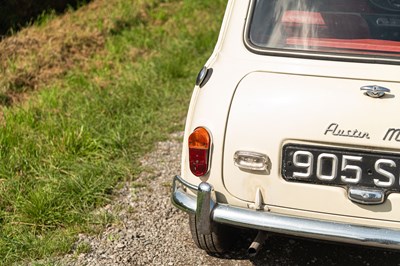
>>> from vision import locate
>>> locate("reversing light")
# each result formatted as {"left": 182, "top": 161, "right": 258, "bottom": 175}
{"left": 234, "top": 151, "right": 271, "bottom": 174}
{"left": 188, "top": 127, "right": 211, "bottom": 177}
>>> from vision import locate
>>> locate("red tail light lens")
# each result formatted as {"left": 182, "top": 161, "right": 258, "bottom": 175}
{"left": 188, "top": 127, "right": 211, "bottom": 177}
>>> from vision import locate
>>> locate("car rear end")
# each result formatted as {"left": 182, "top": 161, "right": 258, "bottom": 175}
{"left": 172, "top": 0, "right": 400, "bottom": 253}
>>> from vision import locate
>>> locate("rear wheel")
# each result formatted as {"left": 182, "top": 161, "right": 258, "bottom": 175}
{"left": 189, "top": 213, "right": 236, "bottom": 254}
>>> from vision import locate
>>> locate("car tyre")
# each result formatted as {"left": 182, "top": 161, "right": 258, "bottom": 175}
{"left": 189, "top": 213, "right": 235, "bottom": 254}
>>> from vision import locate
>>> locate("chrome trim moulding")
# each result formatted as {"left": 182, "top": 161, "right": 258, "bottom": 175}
{"left": 172, "top": 175, "right": 400, "bottom": 250}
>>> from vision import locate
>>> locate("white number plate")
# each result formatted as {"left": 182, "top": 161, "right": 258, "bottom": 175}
{"left": 282, "top": 144, "right": 400, "bottom": 190}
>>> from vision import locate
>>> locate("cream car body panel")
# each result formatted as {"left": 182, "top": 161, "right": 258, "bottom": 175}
{"left": 224, "top": 71, "right": 400, "bottom": 220}
{"left": 174, "top": 0, "right": 400, "bottom": 252}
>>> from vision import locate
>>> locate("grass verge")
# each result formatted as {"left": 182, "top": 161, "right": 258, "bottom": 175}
{"left": 0, "top": 0, "right": 226, "bottom": 264}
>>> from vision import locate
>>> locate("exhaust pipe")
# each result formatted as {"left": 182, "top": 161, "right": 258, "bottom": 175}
{"left": 247, "top": 231, "right": 268, "bottom": 257}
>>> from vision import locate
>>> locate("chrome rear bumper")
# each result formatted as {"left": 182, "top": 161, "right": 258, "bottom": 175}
{"left": 171, "top": 175, "right": 400, "bottom": 250}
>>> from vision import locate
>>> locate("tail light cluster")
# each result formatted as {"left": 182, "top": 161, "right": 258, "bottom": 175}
{"left": 188, "top": 127, "right": 211, "bottom": 177}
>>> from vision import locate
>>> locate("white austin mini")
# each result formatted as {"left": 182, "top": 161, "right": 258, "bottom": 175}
{"left": 172, "top": 0, "right": 400, "bottom": 255}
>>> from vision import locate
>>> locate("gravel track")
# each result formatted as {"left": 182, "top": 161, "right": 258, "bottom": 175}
{"left": 60, "top": 132, "right": 400, "bottom": 266}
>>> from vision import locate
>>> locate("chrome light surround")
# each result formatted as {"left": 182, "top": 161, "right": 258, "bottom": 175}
{"left": 234, "top": 151, "right": 271, "bottom": 174}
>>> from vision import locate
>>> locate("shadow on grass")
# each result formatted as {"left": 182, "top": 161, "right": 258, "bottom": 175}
{"left": 0, "top": 0, "right": 91, "bottom": 37}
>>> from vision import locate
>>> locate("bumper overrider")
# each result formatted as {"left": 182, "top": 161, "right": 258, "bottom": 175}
{"left": 171, "top": 175, "right": 400, "bottom": 250}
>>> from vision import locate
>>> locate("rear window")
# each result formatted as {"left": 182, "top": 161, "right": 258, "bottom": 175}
{"left": 248, "top": 0, "right": 400, "bottom": 58}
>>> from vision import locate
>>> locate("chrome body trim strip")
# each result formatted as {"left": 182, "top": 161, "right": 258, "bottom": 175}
{"left": 172, "top": 175, "right": 400, "bottom": 250}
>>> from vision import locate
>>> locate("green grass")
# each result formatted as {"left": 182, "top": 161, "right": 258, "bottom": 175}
{"left": 0, "top": 0, "right": 226, "bottom": 264}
